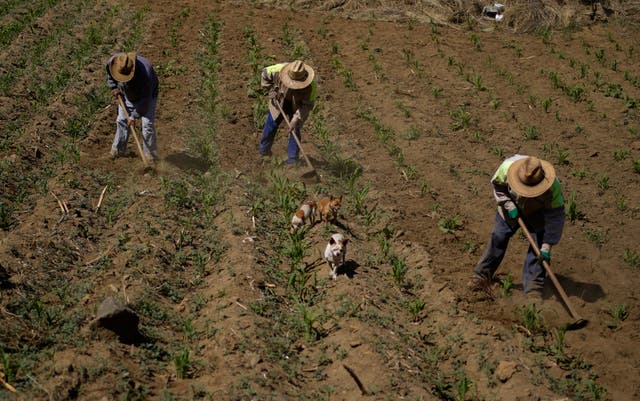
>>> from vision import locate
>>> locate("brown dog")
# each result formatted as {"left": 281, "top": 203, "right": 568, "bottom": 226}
{"left": 318, "top": 195, "right": 342, "bottom": 223}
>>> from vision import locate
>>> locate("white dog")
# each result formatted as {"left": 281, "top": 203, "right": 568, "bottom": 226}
{"left": 290, "top": 201, "right": 317, "bottom": 234}
{"left": 324, "top": 233, "right": 348, "bottom": 279}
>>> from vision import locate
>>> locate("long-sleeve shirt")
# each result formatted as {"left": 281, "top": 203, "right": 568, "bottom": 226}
{"left": 106, "top": 54, "right": 159, "bottom": 120}
{"left": 491, "top": 154, "right": 566, "bottom": 244}
{"left": 261, "top": 62, "right": 317, "bottom": 124}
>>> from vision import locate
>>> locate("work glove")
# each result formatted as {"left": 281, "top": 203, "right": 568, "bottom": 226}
{"left": 538, "top": 243, "right": 551, "bottom": 263}
{"left": 111, "top": 88, "right": 121, "bottom": 98}
{"left": 505, "top": 201, "right": 518, "bottom": 219}
{"left": 290, "top": 115, "right": 301, "bottom": 130}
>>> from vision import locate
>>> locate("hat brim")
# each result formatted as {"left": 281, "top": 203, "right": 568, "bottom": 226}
{"left": 110, "top": 52, "right": 137, "bottom": 83}
{"left": 507, "top": 157, "right": 556, "bottom": 198}
{"left": 280, "top": 62, "right": 315, "bottom": 90}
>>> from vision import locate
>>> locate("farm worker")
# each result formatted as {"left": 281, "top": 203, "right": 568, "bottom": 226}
{"left": 106, "top": 52, "right": 159, "bottom": 160}
{"left": 258, "top": 60, "right": 316, "bottom": 164}
{"left": 470, "top": 155, "right": 566, "bottom": 300}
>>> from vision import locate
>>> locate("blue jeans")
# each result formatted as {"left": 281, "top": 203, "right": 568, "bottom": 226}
{"left": 474, "top": 211, "right": 546, "bottom": 293}
{"left": 259, "top": 108, "right": 301, "bottom": 163}
{"left": 113, "top": 96, "right": 158, "bottom": 159}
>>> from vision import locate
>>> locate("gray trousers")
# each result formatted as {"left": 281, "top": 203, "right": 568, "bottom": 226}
{"left": 112, "top": 96, "right": 157, "bottom": 158}
{"left": 474, "top": 211, "right": 546, "bottom": 293}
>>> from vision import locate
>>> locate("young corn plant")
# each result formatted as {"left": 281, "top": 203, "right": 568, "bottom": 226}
{"left": 623, "top": 249, "right": 639, "bottom": 269}
{"left": 500, "top": 274, "right": 513, "bottom": 297}
{"left": 390, "top": 255, "right": 407, "bottom": 286}
{"left": 566, "top": 189, "right": 583, "bottom": 222}
{"left": 407, "top": 299, "right": 426, "bottom": 322}
{"left": 607, "top": 304, "right": 628, "bottom": 329}
{"left": 174, "top": 346, "right": 192, "bottom": 379}
{"left": 438, "top": 215, "right": 463, "bottom": 234}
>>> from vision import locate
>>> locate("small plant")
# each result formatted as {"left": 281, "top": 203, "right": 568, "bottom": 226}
{"left": 500, "top": 274, "right": 513, "bottom": 297}
{"left": 174, "top": 346, "right": 192, "bottom": 379}
{"left": 296, "top": 303, "right": 320, "bottom": 341}
{"left": 523, "top": 126, "right": 540, "bottom": 140}
{"left": 404, "top": 126, "right": 421, "bottom": 140}
{"left": 541, "top": 97, "right": 553, "bottom": 113}
{"left": 438, "top": 215, "right": 463, "bottom": 234}
{"left": 566, "top": 189, "right": 583, "bottom": 222}
{"left": 432, "top": 86, "right": 443, "bottom": 98}
{"left": 469, "top": 33, "right": 482, "bottom": 51}
{"left": 555, "top": 149, "right": 570, "bottom": 165}
{"left": 623, "top": 248, "right": 640, "bottom": 269}
{"left": 607, "top": 304, "right": 628, "bottom": 329}
{"left": 613, "top": 149, "right": 629, "bottom": 161}
{"left": 583, "top": 228, "right": 607, "bottom": 248}
{"left": 633, "top": 158, "right": 640, "bottom": 174}
{"left": 491, "top": 146, "right": 504, "bottom": 158}
{"left": 522, "top": 304, "right": 543, "bottom": 332}
{"left": 390, "top": 255, "right": 407, "bottom": 286}
{"left": 450, "top": 107, "right": 472, "bottom": 131}
{"left": 407, "top": 299, "right": 425, "bottom": 322}
{"left": 597, "top": 174, "right": 610, "bottom": 195}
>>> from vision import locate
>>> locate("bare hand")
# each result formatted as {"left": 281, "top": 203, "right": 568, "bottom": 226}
{"left": 112, "top": 89, "right": 121, "bottom": 98}
{"left": 127, "top": 118, "right": 135, "bottom": 127}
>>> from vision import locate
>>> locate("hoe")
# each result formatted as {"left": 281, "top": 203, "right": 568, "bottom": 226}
{"left": 518, "top": 217, "right": 588, "bottom": 330}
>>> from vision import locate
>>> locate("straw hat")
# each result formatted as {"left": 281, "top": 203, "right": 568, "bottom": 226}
{"left": 507, "top": 156, "right": 556, "bottom": 198}
{"left": 280, "top": 60, "right": 314, "bottom": 90}
{"left": 110, "top": 52, "right": 137, "bottom": 82}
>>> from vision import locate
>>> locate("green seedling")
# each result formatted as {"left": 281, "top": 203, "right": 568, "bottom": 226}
{"left": 607, "top": 304, "right": 628, "bottom": 329}
{"left": 500, "top": 274, "right": 513, "bottom": 297}
{"left": 623, "top": 249, "right": 640, "bottom": 269}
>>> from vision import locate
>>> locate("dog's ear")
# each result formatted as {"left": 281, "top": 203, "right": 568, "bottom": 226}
{"left": 329, "top": 237, "right": 336, "bottom": 245}
{"left": 343, "top": 238, "right": 349, "bottom": 245}
{"left": 338, "top": 195, "right": 343, "bottom": 202}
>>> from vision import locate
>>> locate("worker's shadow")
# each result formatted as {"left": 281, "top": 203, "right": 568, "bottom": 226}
{"left": 164, "top": 152, "right": 211, "bottom": 173}
{"left": 552, "top": 274, "right": 605, "bottom": 303}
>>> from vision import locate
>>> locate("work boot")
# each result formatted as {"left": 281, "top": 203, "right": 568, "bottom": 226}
{"left": 110, "top": 148, "right": 121, "bottom": 159}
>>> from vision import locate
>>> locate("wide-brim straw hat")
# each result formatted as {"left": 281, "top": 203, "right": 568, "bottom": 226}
{"left": 280, "top": 60, "right": 314, "bottom": 90}
{"left": 507, "top": 156, "right": 556, "bottom": 198}
{"left": 110, "top": 52, "right": 137, "bottom": 82}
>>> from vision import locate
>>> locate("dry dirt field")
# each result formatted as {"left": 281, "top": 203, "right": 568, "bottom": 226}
{"left": 1, "top": 0, "right": 640, "bottom": 400}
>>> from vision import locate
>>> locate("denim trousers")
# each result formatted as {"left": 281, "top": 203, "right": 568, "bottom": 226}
{"left": 113, "top": 96, "right": 158, "bottom": 158}
{"left": 474, "top": 210, "right": 546, "bottom": 293}
{"left": 259, "top": 107, "right": 301, "bottom": 163}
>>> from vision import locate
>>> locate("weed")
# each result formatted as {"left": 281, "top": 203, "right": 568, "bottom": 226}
{"left": 633, "top": 159, "right": 640, "bottom": 174}
{"left": 607, "top": 304, "right": 628, "bottom": 329}
{"left": 432, "top": 86, "right": 443, "bottom": 98}
{"left": 623, "top": 249, "right": 640, "bottom": 269}
{"left": 583, "top": 228, "right": 607, "bottom": 248}
{"left": 438, "top": 215, "right": 463, "bottom": 234}
{"left": 541, "top": 97, "right": 553, "bottom": 113}
{"left": 613, "top": 149, "right": 629, "bottom": 161}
